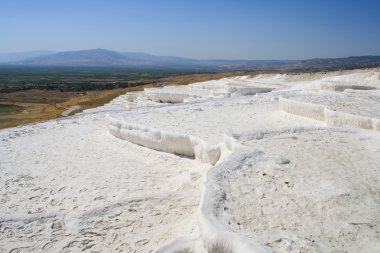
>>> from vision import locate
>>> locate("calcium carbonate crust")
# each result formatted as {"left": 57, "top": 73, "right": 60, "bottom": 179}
{"left": 279, "top": 96, "right": 380, "bottom": 131}
{"left": 108, "top": 98, "right": 380, "bottom": 252}
{"left": 106, "top": 70, "right": 380, "bottom": 252}
{"left": 108, "top": 111, "right": 280, "bottom": 253}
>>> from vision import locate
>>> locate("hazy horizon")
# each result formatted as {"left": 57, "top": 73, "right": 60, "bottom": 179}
{"left": 1, "top": 48, "right": 380, "bottom": 62}
{"left": 1, "top": 0, "right": 380, "bottom": 60}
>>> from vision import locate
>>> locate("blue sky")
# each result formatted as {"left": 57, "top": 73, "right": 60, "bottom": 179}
{"left": 1, "top": 0, "right": 380, "bottom": 59}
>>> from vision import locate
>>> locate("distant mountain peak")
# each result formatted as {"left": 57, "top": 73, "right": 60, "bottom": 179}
{"left": 1, "top": 49, "right": 379, "bottom": 71}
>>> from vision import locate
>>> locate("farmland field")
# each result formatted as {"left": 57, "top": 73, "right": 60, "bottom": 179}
{"left": 0, "top": 104, "right": 24, "bottom": 115}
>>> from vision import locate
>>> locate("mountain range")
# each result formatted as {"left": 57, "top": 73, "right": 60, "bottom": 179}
{"left": 1, "top": 49, "right": 379, "bottom": 71}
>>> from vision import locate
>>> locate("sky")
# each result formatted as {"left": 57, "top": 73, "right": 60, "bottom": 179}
{"left": 1, "top": 0, "right": 380, "bottom": 60}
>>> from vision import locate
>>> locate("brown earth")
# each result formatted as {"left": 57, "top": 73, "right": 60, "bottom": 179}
{"left": 0, "top": 85, "right": 154, "bottom": 129}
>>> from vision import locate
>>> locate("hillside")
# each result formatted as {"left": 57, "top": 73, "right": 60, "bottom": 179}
{"left": 9, "top": 49, "right": 294, "bottom": 70}
{"left": 2, "top": 49, "right": 379, "bottom": 71}
{"left": 286, "top": 56, "right": 380, "bottom": 71}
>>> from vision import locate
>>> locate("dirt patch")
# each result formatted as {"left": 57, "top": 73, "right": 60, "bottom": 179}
{"left": 0, "top": 85, "right": 154, "bottom": 129}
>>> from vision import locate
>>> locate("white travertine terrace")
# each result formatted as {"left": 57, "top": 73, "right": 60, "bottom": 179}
{"left": 209, "top": 128, "right": 380, "bottom": 253}
{"left": 143, "top": 76, "right": 281, "bottom": 104}
{"left": 1, "top": 69, "right": 380, "bottom": 253}
{"left": 279, "top": 89, "right": 380, "bottom": 130}
{"left": 320, "top": 80, "right": 377, "bottom": 92}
